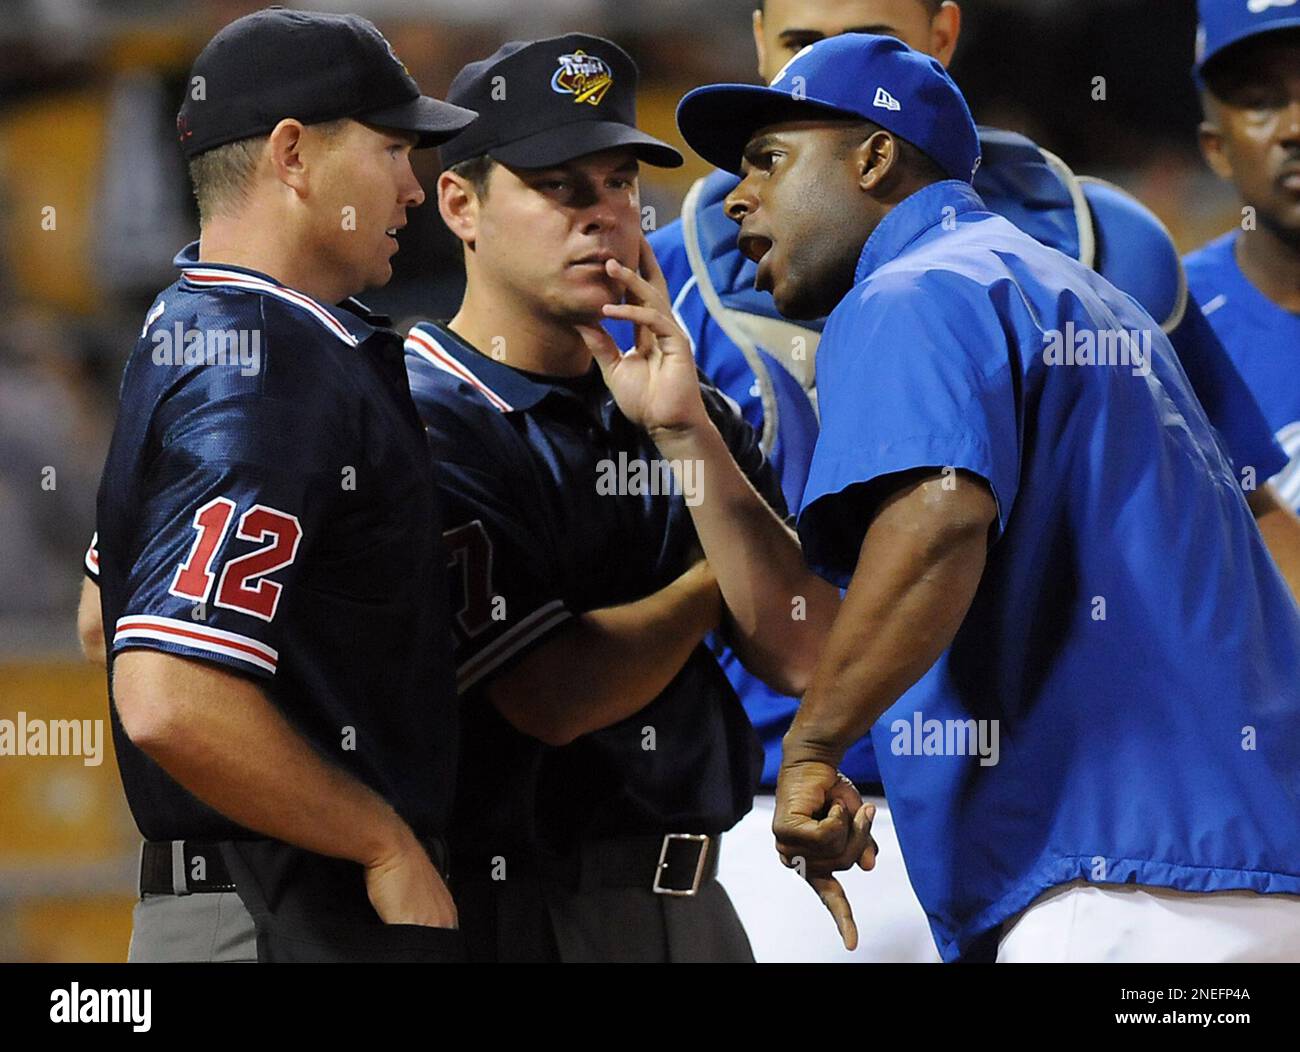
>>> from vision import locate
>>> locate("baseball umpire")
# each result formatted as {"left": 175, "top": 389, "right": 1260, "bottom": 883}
{"left": 1187, "top": 1, "right": 1300, "bottom": 524}
{"left": 403, "top": 34, "right": 849, "bottom": 962}
{"left": 618, "top": 0, "right": 1300, "bottom": 964}
{"left": 84, "top": 8, "right": 476, "bottom": 962}
{"left": 678, "top": 33, "right": 1300, "bottom": 962}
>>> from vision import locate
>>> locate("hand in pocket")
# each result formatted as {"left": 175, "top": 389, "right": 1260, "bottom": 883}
{"left": 364, "top": 832, "right": 459, "bottom": 929}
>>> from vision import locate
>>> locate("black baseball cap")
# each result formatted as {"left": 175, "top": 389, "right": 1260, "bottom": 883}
{"left": 439, "top": 33, "right": 683, "bottom": 170}
{"left": 176, "top": 7, "right": 477, "bottom": 159}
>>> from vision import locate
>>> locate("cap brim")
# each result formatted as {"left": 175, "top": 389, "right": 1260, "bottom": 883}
{"left": 361, "top": 95, "right": 479, "bottom": 148}
{"left": 677, "top": 83, "right": 861, "bottom": 174}
{"left": 489, "top": 120, "right": 683, "bottom": 169}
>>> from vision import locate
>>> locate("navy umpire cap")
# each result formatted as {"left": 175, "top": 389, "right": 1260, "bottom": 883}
{"left": 176, "top": 7, "right": 478, "bottom": 158}
{"left": 1195, "top": 0, "right": 1300, "bottom": 79}
{"left": 439, "top": 33, "right": 683, "bottom": 169}
{"left": 677, "top": 34, "right": 981, "bottom": 184}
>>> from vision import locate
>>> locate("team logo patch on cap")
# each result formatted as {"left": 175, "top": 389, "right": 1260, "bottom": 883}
{"left": 873, "top": 87, "right": 901, "bottom": 112}
{"left": 552, "top": 50, "right": 614, "bottom": 106}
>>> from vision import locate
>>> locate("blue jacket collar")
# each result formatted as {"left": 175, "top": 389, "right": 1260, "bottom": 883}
{"left": 854, "top": 180, "right": 986, "bottom": 284}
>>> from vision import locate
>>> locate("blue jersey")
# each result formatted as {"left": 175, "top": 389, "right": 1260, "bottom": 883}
{"left": 1187, "top": 230, "right": 1300, "bottom": 510}
{"left": 798, "top": 180, "right": 1300, "bottom": 962}
{"left": 639, "top": 127, "right": 1285, "bottom": 790}
{"left": 404, "top": 322, "right": 772, "bottom": 854}
{"left": 93, "top": 245, "right": 459, "bottom": 843}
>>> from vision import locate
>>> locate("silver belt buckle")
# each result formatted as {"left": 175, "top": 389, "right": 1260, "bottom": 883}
{"left": 652, "top": 833, "right": 710, "bottom": 897}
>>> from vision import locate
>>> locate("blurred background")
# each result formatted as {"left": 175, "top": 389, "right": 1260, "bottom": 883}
{"left": 0, "top": 0, "right": 1233, "bottom": 961}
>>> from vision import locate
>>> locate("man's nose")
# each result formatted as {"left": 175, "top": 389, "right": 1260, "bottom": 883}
{"left": 402, "top": 166, "right": 427, "bottom": 208}
{"left": 579, "top": 188, "right": 623, "bottom": 234}
{"left": 725, "top": 179, "right": 756, "bottom": 224}
{"left": 1279, "top": 96, "right": 1300, "bottom": 144}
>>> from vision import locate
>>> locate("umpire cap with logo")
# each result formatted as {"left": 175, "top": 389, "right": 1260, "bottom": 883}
{"left": 1195, "top": 0, "right": 1300, "bottom": 81}
{"left": 676, "top": 33, "right": 980, "bottom": 184}
{"left": 438, "top": 33, "right": 683, "bottom": 170}
{"left": 176, "top": 7, "right": 477, "bottom": 158}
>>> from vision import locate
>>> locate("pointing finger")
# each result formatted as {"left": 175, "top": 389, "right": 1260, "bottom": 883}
{"left": 810, "top": 875, "right": 858, "bottom": 951}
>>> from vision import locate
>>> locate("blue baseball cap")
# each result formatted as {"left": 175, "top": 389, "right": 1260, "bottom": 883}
{"left": 1196, "top": 0, "right": 1300, "bottom": 80}
{"left": 676, "top": 34, "right": 980, "bottom": 184}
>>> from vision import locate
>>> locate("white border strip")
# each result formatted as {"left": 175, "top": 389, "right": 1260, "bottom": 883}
{"left": 456, "top": 600, "right": 572, "bottom": 694}
{"left": 114, "top": 614, "right": 278, "bottom": 674}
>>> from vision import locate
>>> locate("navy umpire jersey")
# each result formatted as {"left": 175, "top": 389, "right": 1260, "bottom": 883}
{"left": 404, "top": 322, "right": 770, "bottom": 856}
{"left": 92, "top": 244, "right": 459, "bottom": 844}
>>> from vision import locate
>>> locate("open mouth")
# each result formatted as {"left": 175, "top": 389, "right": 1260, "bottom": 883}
{"left": 738, "top": 233, "right": 773, "bottom": 266}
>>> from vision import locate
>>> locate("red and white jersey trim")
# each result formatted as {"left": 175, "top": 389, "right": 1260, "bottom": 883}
{"left": 405, "top": 327, "right": 514, "bottom": 413}
{"left": 181, "top": 267, "right": 359, "bottom": 348}
{"left": 455, "top": 599, "right": 570, "bottom": 694}
{"left": 114, "top": 614, "right": 278, "bottom": 675}
{"left": 85, "top": 532, "right": 100, "bottom": 576}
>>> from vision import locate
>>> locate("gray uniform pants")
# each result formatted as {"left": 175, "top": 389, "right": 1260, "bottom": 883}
{"left": 127, "top": 891, "right": 258, "bottom": 963}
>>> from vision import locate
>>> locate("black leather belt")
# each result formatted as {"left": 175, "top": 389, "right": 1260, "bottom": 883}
{"left": 460, "top": 833, "right": 721, "bottom": 896}
{"left": 139, "top": 837, "right": 451, "bottom": 895}
{"left": 139, "top": 840, "right": 236, "bottom": 895}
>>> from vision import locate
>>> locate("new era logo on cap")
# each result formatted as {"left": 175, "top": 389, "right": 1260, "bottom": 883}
{"left": 1248, "top": 0, "right": 1298, "bottom": 14}
{"left": 873, "top": 87, "right": 901, "bottom": 112}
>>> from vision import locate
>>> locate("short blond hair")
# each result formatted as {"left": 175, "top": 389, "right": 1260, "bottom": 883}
{"left": 187, "top": 119, "right": 349, "bottom": 223}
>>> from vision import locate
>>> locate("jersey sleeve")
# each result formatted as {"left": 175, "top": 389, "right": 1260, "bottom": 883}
{"left": 111, "top": 384, "right": 337, "bottom": 680}
{"left": 420, "top": 396, "right": 574, "bottom": 696}
{"left": 1168, "top": 293, "right": 1288, "bottom": 485}
{"left": 699, "top": 374, "right": 789, "bottom": 522}
{"left": 84, "top": 532, "right": 99, "bottom": 580}
{"left": 798, "top": 275, "right": 1020, "bottom": 587}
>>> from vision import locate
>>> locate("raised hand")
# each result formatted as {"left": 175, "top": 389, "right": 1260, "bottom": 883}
{"left": 574, "top": 236, "right": 710, "bottom": 440}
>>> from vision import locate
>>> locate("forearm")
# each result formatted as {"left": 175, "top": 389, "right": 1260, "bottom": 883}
{"left": 486, "top": 560, "right": 722, "bottom": 745}
{"left": 1249, "top": 484, "right": 1300, "bottom": 605}
{"left": 784, "top": 474, "right": 993, "bottom": 768}
{"left": 653, "top": 420, "right": 840, "bottom": 695}
{"left": 113, "top": 651, "right": 410, "bottom": 864}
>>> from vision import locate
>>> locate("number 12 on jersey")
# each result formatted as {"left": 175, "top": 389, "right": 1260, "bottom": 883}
{"left": 169, "top": 496, "right": 303, "bottom": 622}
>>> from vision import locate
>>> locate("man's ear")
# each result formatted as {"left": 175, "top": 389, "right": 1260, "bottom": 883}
{"left": 1198, "top": 120, "right": 1234, "bottom": 181}
{"left": 267, "top": 118, "right": 309, "bottom": 195}
{"left": 857, "top": 130, "right": 899, "bottom": 194}
{"left": 931, "top": 1, "right": 962, "bottom": 68}
{"left": 753, "top": 9, "right": 768, "bottom": 82}
{"left": 438, "top": 170, "right": 479, "bottom": 247}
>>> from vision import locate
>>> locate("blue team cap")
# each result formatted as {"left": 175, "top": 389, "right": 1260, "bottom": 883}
{"left": 676, "top": 34, "right": 980, "bottom": 184}
{"left": 1196, "top": 0, "right": 1300, "bottom": 79}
